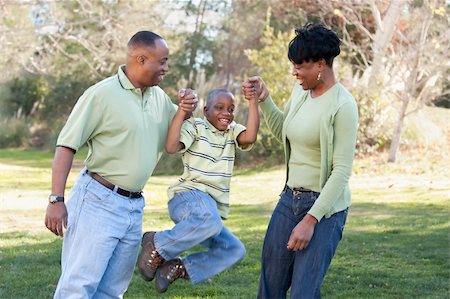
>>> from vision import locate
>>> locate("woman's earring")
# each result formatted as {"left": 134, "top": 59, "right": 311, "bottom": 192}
{"left": 317, "top": 72, "right": 322, "bottom": 81}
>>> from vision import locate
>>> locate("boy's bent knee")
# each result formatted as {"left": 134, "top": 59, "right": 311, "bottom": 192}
{"left": 199, "top": 212, "right": 223, "bottom": 238}
{"left": 232, "top": 240, "right": 246, "bottom": 262}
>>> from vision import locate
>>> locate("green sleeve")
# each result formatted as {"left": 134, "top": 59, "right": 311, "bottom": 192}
{"left": 56, "top": 87, "right": 104, "bottom": 152}
{"left": 308, "top": 100, "right": 359, "bottom": 221}
{"left": 259, "top": 95, "right": 291, "bottom": 143}
{"left": 178, "top": 118, "right": 197, "bottom": 154}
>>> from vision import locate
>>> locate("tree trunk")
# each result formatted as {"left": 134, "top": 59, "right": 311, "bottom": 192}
{"left": 368, "top": 0, "right": 401, "bottom": 91}
{"left": 387, "top": 2, "right": 433, "bottom": 162}
{"left": 388, "top": 98, "right": 409, "bottom": 162}
{"left": 187, "top": 0, "right": 207, "bottom": 88}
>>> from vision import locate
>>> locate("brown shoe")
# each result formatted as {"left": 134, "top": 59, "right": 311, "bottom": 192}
{"left": 155, "top": 258, "right": 189, "bottom": 293}
{"left": 137, "top": 231, "right": 165, "bottom": 281}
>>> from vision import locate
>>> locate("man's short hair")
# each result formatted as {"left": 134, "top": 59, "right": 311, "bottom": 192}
{"left": 127, "top": 31, "right": 163, "bottom": 49}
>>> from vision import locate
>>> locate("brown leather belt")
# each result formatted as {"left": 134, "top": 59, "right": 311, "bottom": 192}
{"left": 87, "top": 171, "right": 142, "bottom": 198}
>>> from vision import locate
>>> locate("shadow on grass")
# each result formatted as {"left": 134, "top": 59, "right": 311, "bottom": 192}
{"left": 1, "top": 201, "right": 448, "bottom": 298}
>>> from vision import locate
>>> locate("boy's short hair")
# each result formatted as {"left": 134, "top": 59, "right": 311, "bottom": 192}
{"left": 206, "top": 89, "right": 234, "bottom": 107}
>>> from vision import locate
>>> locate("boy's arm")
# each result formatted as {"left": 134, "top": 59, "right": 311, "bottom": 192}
{"left": 166, "top": 88, "right": 198, "bottom": 154}
{"left": 165, "top": 109, "right": 188, "bottom": 154}
{"left": 237, "top": 98, "right": 259, "bottom": 146}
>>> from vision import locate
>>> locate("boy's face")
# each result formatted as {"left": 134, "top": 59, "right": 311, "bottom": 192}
{"left": 203, "top": 93, "right": 235, "bottom": 131}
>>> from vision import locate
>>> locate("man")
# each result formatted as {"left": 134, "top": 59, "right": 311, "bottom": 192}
{"left": 44, "top": 31, "right": 197, "bottom": 299}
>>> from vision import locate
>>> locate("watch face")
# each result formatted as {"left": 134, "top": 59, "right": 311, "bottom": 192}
{"left": 49, "top": 195, "right": 64, "bottom": 203}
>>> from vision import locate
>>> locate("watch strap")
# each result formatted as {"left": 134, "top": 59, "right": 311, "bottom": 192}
{"left": 49, "top": 194, "right": 65, "bottom": 204}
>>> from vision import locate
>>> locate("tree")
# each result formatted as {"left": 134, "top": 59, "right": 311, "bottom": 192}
{"left": 387, "top": 0, "right": 449, "bottom": 162}
{"left": 317, "top": 0, "right": 448, "bottom": 161}
{"left": 245, "top": 20, "right": 297, "bottom": 160}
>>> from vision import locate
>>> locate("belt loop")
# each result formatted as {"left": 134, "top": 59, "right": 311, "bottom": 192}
{"left": 113, "top": 185, "right": 119, "bottom": 192}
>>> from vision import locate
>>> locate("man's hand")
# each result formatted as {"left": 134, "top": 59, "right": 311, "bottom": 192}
{"left": 287, "top": 214, "right": 318, "bottom": 251}
{"left": 242, "top": 76, "right": 269, "bottom": 102}
{"left": 177, "top": 88, "right": 198, "bottom": 114}
{"left": 45, "top": 202, "right": 68, "bottom": 237}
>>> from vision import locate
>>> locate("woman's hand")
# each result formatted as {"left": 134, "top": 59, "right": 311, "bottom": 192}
{"left": 287, "top": 214, "right": 318, "bottom": 251}
{"left": 242, "top": 76, "right": 269, "bottom": 102}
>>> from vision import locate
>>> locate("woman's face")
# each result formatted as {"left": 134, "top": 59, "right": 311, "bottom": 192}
{"left": 291, "top": 61, "right": 321, "bottom": 91}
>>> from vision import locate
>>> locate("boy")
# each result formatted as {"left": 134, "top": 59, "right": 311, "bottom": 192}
{"left": 137, "top": 88, "right": 259, "bottom": 292}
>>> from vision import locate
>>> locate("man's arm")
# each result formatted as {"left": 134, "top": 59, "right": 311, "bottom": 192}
{"left": 237, "top": 97, "right": 260, "bottom": 146}
{"left": 44, "top": 146, "right": 74, "bottom": 237}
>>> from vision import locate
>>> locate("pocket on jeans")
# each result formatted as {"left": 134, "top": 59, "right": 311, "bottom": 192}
{"left": 84, "top": 179, "right": 113, "bottom": 202}
{"left": 298, "top": 192, "right": 317, "bottom": 208}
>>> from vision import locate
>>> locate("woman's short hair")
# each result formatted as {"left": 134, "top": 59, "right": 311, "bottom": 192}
{"left": 288, "top": 23, "right": 341, "bottom": 67}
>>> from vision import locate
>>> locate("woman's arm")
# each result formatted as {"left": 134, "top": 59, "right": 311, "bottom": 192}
{"left": 308, "top": 100, "right": 359, "bottom": 221}
{"left": 242, "top": 76, "right": 286, "bottom": 142}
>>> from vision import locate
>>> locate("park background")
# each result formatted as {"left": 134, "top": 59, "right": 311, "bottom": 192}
{"left": 0, "top": 0, "right": 448, "bottom": 298}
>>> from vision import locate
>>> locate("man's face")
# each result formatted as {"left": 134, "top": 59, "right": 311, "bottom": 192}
{"left": 138, "top": 39, "right": 170, "bottom": 87}
{"left": 203, "top": 93, "right": 235, "bottom": 131}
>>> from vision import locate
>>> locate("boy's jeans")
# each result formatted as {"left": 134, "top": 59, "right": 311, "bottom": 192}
{"left": 154, "top": 190, "right": 246, "bottom": 284}
{"left": 54, "top": 170, "right": 144, "bottom": 299}
{"left": 257, "top": 186, "right": 348, "bottom": 299}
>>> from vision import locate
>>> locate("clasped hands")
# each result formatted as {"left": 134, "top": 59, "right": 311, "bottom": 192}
{"left": 177, "top": 88, "right": 198, "bottom": 114}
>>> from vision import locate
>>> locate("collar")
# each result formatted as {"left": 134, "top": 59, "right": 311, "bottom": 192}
{"left": 117, "top": 64, "right": 137, "bottom": 90}
{"left": 203, "top": 117, "right": 231, "bottom": 134}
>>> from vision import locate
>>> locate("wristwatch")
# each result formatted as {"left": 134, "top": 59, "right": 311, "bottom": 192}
{"left": 48, "top": 194, "right": 65, "bottom": 204}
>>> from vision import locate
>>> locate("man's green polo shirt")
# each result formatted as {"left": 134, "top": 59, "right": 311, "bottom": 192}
{"left": 57, "top": 65, "right": 177, "bottom": 191}
{"left": 168, "top": 117, "right": 252, "bottom": 219}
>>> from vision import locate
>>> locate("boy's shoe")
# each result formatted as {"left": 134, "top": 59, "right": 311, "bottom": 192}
{"left": 155, "top": 258, "right": 189, "bottom": 293}
{"left": 137, "top": 231, "right": 165, "bottom": 281}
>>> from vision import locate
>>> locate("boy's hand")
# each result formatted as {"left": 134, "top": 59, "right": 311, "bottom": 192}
{"left": 242, "top": 76, "right": 269, "bottom": 102}
{"left": 178, "top": 88, "right": 198, "bottom": 114}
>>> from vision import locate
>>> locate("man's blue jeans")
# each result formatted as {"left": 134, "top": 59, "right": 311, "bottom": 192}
{"left": 54, "top": 169, "right": 144, "bottom": 299}
{"left": 154, "top": 190, "right": 246, "bottom": 284}
{"left": 257, "top": 186, "right": 348, "bottom": 299}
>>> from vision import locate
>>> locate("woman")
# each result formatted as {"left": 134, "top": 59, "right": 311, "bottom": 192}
{"left": 242, "top": 23, "right": 358, "bottom": 298}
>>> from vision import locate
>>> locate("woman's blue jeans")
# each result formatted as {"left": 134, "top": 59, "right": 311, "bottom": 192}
{"left": 257, "top": 186, "right": 348, "bottom": 299}
{"left": 154, "top": 190, "right": 246, "bottom": 284}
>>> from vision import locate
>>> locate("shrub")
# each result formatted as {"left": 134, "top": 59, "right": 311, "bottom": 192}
{"left": 0, "top": 118, "right": 29, "bottom": 148}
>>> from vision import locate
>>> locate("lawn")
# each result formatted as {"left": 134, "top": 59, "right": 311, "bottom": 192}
{"left": 0, "top": 147, "right": 449, "bottom": 299}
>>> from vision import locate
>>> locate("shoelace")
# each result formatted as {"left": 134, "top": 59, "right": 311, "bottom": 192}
{"left": 146, "top": 250, "right": 163, "bottom": 270}
{"left": 166, "top": 263, "right": 186, "bottom": 281}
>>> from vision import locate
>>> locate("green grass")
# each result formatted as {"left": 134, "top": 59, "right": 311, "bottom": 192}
{"left": 0, "top": 149, "right": 449, "bottom": 298}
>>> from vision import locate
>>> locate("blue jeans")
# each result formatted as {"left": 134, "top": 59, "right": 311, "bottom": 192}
{"left": 54, "top": 169, "right": 144, "bottom": 299}
{"left": 154, "top": 190, "right": 246, "bottom": 284}
{"left": 257, "top": 186, "right": 348, "bottom": 299}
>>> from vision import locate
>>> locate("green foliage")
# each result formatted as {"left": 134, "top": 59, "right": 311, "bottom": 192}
{"left": 245, "top": 25, "right": 296, "bottom": 160}
{"left": 0, "top": 68, "right": 95, "bottom": 148}
{"left": 351, "top": 86, "right": 395, "bottom": 154}
{"left": 1, "top": 74, "right": 49, "bottom": 119}
{"left": 0, "top": 118, "right": 29, "bottom": 148}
